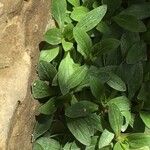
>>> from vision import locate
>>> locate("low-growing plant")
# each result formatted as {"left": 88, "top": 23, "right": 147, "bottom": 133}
{"left": 32, "top": 0, "right": 150, "bottom": 149}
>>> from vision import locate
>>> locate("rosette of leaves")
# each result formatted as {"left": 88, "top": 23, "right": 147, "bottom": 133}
{"left": 32, "top": 0, "right": 150, "bottom": 149}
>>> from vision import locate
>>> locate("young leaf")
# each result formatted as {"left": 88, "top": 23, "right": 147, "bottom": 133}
{"left": 108, "top": 104, "right": 123, "bottom": 136}
{"left": 127, "top": 133, "right": 150, "bottom": 149}
{"left": 67, "top": 65, "right": 88, "bottom": 90}
{"left": 67, "top": 117, "right": 93, "bottom": 146}
{"left": 62, "top": 39, "right": 73, "bottom": 51}
{"left": 33, "top": 117, "right": 53, "bottom": 140}
{"left": 65, "top": 101, "right": 98, "bottom": 118}
{"left": 51, "top": 0, "right": 67, "bottom": 28}
{"left": 98, "top": 129, "right": 114, "bottom": 149}
{"left": 108, "top": 96, "right": 130, "bottom": 111}
{"left": 107, "top": 73, "right": 126, "bottom": 92}
{"left": 39, "top": 47, "right": 59, "bottom": 62}
{"left": 32, "top": 80, "right": 54, "bottom": 99}
{"left": 38, "top": 98, "right": 57, "bottom": 115}
{"left": 34, "top": 137, "right": 61, "bottom": 150}
{"left": 140, "top": 111, "right": 150, "bottom": 128}
{"left": 126, "top": 41, "right": 147, "bottom": 64}
{"left": 121, "top": 2, "right": 150, "bottom": 19}
{"left": 58, "top": 53, "right": 77, "bottom": 95}
{"left": 67, "top": 0, "right": 80, "bottom": 7}
{"left": 113, "top": 14, "right": 146, "bottom": 32}
{"left": 71, "top": 6, "right": 89, "bottom": 22}
{"left": 38, "top": 61, "right": 57, "bottom": 82}
{"left": 63, "top": 23, "right": 74, "bottom": 41}
{"left": 76, "top": 5, "right": 107, "bottom": 32}
{"left": 44, "top": 28, "right": 62, "bottom": 45}
{"left": 73, "top": 28, "right": 92, "bottom": 59}
{"left": 92, "top": 38, "right": 120, "bottom": 57}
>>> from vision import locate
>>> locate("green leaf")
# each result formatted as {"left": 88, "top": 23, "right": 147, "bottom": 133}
{"left": 96, "top": 21, "right": 111, "bottom": 34}
{"left": 38, "top": 98, "right": 57, "bottom": 115}
{"left": 108, "top": 104, "right": 123, "bottom": 136}
{"left": 67, "top": 0, "right": 80, "bottom": 7}
{"left": 126, "top": 41, "right": 147, "bottom": 64}
{"left": 71, "top": 6, "right": 89, "bottom": 22}
{"left": 73, "top": 28, "right": 92, "bottom": 59}
{"left": 65, "top": 101, "right": 98, "bottom": 118}
{"left": 140, "top": 111, "right": 150, "bottom": 128}
{"left": 35, "top": 137, "right": 61, "bottom": 150}
{"left": 33, "top": 143, "right": 43, "bottom": 150}
{"left": 121, "top": 2, "right": 150, "bottom": 19}
{"left": 113, "top": 14, "right": 146, "bottom": 32}
{"left": 38, "top": 61, "right": 57, "bottom": 82}
{"left": 127, "top": 133, "right": 150, "bottom": 149}
{"left": 44, "top": 28, "right": 62, "bottom": 45}
{"left": 62, "top": 39, "right": 73, "bottom": 51}
{"left": 51, "top": 0, "right": 67, "bottom": 27}
{"left": 113, "top": 142, "right": 126, "bottom": 150}
{"left": 67, "top": 117, "right": 93, "bottom": 146}
{"left": 98, "top": 129, "right": 114, "bottom": 149}
{"left": 121, "top": 32, "right": 140, "bottom": 56}
{"left": 63, "top": 23, "right": 74, "bottom": 41}
{"left": 108, "top": 96, "right": 130, "bottom": 111}
{"left": 32, "top": 80, "right": 54, "bottom": 99}
{"left": 85, "top": 136, "right": 98, "bottom": 150}
{"left": 58, "top": 53, "right": 77, "bottom": 95}
{"left": 33, "top": 117, "right": 53, "bottom": 140}
{"left": 39, "top": 47, "right": 59, "bottom": 62}
{"left": 92, "top": 38, "right": 120, "bottom": 57}
{"left": 67, "top": 65, "right": 88, "bottom": 90}
{"left": 89, "top": 76, "right": 104, "bottom": 100}
{"left": 76, "top": 5, "right": 107, "bottom": 32}
{"left": 107, "top": 73, "right": 126, "bottom": 92}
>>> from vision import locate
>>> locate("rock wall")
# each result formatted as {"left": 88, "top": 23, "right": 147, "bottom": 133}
{"left": 0, "top": 0, "right": 53, "bottom": 149}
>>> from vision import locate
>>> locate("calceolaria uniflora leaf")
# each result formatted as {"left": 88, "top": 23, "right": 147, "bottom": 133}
{"left": 32, "top": 0, "right": 150, "bottom": 149}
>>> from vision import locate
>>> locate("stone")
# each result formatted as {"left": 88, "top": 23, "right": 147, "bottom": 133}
{"left": 0, "top": 0, "right": 54, "bottom": 149}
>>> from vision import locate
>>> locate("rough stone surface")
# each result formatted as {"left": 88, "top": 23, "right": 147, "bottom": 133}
{"left": 0, "top": 0, "right": 54, "bottom": 149}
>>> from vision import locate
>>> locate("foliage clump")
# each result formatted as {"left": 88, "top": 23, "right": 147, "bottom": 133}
{"left": 32, "top": 0, "right": 150, "bottom": 149}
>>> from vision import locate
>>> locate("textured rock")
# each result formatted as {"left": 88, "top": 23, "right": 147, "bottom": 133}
{"left": 0, "top": 0, "right": 54, "bottom": 149}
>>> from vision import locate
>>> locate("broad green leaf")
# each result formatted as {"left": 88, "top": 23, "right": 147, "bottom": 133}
{"left": 33, "top": 117, "right": 53, "bottom": 140}
{"left": 108, "top": 96, "right": 130, "bottom": 111}
{"left": 76, "top": 5, "right": 107, "bottom": 32}
{"left": 44, "top": 28, "right": 62, "bottom": 45}
{"left": 38, "top": 98, "right": 57, "bottom": 115}
{"left": 38, "top": 61, "right": 57, "bottom": 82}
{"left": 107, "top": 73, "right": 126, "bottom": 92}
{"left": 33, "top": 143, "right": 43, "bottom": 150}
{"left": 73, "top": 28, "right": 92, "bottom": 58}
{"left": 51, "top": 0, "right": 67, "bottom": 27}
{"left": 35, "top": 137, "right": 61, "bottom": 150}
{"left": 62, "top": 39, "right": 73, "bottom": 51}
{"left": 71, "top": 6, "right": 89, "bottom": 22}
{"left": 121, "top": 2, "right": 150, "bottom": 19}
{"left": 126, "top": 41, "right": 147, "bottom": 64}
{"left": 67, "top": 0, "right": 80, "bottom": 7}
{"left": 108, "top": 104, "right": 123, "bottom": 136}
{"left": 85, "top": 136, "right": 98, "bottom": 150}
{"left": 65, "top": 101, "right": 98, "bottom": 118}
{"left": 127, "top": 133, "right": 150, "bottom": 149}
{"left": 67, "top": 117, "right": 92, "bottom": 146}
{"left": 117, "top": 62, "right": 143, "bottom": 99}
{"left": 32, "top": 80, "right": 54, "bottom": 99}
{"left": 121, "top": 32, "right": 140, "bottom": 56}
{"left": 98, "top": 129, "right": 114, "bottom": 149}
{"left": 92, "top": 38, "right": 120, "bottom": 57}
{"left": 140, "top": 111, "right": 150, "bottom": 128}
{"left": 67, "top": 65, "right": 88, "bottom": 90}
{"left": 113, "top": 14, "right": 146, "bottom": 32}
{"left": 39, "top": 47, "right": 59, "bottom": 62}
{"left": 58, "top": 53, "right": 77, "bottom": 95}
{"left": 89, "top": 76, "right": 104, "bottom": 100}
{"left": 113, "top": 142, "right": 129, "bottom": 150}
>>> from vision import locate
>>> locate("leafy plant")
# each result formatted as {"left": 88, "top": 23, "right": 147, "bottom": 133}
{"left": 32, "top": 0, "right": 150, "bottom": 149}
